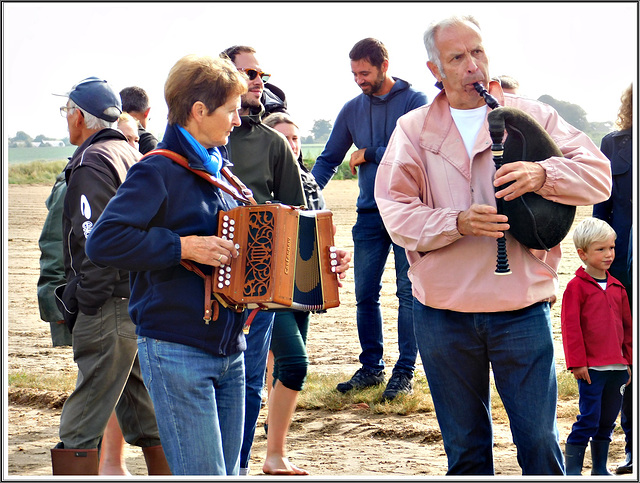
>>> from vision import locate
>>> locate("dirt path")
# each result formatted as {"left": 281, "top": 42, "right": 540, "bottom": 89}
{"left": 5, "top": 182, "right": 626, "bottom": 477}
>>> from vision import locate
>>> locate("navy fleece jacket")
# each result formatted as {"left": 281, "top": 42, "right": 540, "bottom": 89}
{"left": 86, "top": 123, "right": 246, "bottom": 356}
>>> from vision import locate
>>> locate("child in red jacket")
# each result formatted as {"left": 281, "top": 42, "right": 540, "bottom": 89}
{"left": 561, "top": 217, "right": 632, "bottom": 476}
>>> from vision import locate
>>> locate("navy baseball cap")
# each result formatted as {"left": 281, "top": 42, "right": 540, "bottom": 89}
{"left": 56, "top": 77, "right": 122, "bottom": 122}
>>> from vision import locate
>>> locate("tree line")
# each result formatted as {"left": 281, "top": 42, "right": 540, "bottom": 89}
{"left": 8, "top": 94, "right": 613, "bottom": 149}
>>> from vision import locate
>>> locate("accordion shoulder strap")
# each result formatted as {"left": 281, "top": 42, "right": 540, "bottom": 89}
{"left": 141, "top": 149, "right": 262, "bottom": 326}
{"left": 142, "top": 148, "right": 257, "bottom": 206}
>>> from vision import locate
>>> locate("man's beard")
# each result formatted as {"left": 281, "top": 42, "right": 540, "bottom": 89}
{"left": 361, "top": 71, "right": 385, "bottom": 95}
{"left": 241, "top": 92, "right": 261, "bottom": 111}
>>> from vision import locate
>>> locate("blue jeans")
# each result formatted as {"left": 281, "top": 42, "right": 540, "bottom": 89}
{"left": 567, "top": 369, "right": 628, "bottom": 447}
{"left": 413, "top": 300, "right": 564, "bottom": 475}
{"left": 137, "top": 337, "right": 245, "bottom": 475}
{"left": 352, "top": 211, "right": 416, "bottom": 375}
{"left": 239, "top": 310, "right": 275, "bottom": 469}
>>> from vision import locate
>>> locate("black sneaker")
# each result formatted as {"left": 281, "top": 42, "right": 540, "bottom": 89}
{"left": 336, "top": 367, "right": 385, "bottom": 393}
{"left": 380, "top": 372, "right": 413, "bottom": 401}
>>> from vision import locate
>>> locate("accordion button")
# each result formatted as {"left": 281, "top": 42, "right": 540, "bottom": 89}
{"left": 331, "top": 260, "right": 337, "bottom": 266}
{"left": 226, "top": 266, "right": 232, "bottom": 272}
{"left": 223, "top": 215, "right": 229, "bottom": 221}
{"left": 329, "top": 246, "right": 337, "bottom": 252}
{"left": 229, "top": 219, "right": 235, "bottom": 225}
{"left": 225, "top": 280, "right": 230, "bottom": 286}
{"left": 235, "top": 244, "right": 240, "bottom": 250}
{"left": 217, "top": 283, "right": 224, "bottom": 289}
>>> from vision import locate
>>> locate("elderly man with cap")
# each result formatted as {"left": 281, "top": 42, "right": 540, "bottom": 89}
{"left": 51, "top": 77, "right": 170, "bottom": 476}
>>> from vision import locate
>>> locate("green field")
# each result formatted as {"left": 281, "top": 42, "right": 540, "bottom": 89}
{"left": 8, "top": 146, "right": 76, "bottom": 165}
{"left": 7, "top": 145, "right": 339, "bottom": 165}
{"left": 8, "top": 143, "right": 357, "bottom": 183}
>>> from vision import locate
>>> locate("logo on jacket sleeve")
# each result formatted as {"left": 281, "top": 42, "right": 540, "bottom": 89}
{"left": 80, "top": 194, "right": 93, "bottom": 238}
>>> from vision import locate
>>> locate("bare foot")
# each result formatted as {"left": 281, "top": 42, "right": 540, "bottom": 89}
{"left": 99, "top": 463, "right": 131, "bottom": 476}
{"left": 263, "top": 456, "right": 309, "bottom": 476}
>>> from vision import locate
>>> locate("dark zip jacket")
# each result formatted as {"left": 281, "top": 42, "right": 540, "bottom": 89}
{"left": 63, "top": 128, "right": 140, "bottom": 314}
{"left": 311, "top": 77, "right": 427, "bottom": 211}
{"left": 593, "top": 128, "right": 632, "bottom": 291}
{"left": 86, "top": 123, "right": 247, "bottom": 356}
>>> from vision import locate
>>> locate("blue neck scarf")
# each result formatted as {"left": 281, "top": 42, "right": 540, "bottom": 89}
{"left": 177, "top": 125, "right": 222, "bottom": 178}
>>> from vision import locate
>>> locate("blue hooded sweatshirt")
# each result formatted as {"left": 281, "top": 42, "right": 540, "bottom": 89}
{"left": 86, "top": 123, "right": 247, "bottom": 356}
{"left": 311, "top": 77, "right": 427, "bottom": 211}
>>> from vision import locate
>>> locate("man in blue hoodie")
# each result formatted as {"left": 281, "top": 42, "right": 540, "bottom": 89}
{"left": 312, "top": 38, "right": 428, "bottom": 401}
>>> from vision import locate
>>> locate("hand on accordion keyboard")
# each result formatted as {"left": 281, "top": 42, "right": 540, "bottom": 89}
{"left": 179, "top": 234, "right": 239, "bottom": 267}
{"left": 333, "top": 247, "right": 352, "bottom": 287}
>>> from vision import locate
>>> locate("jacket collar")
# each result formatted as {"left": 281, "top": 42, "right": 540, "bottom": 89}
{"left": 575, "top": 265, "right": 623, "bottom": 288}
{"left": 240, "top": 103, "right": 266, "bottom": 126}
{"left": 66, "top": 128, "right": 127, "bottom": 180}
{"left": 419, "top": 80, "right": 504, "bottom": 178}
{"left": 71, "top": 127, "right": 126, "bottom": 159}
{"left": 366, "top": 77, "right": 410, "bottom": 104}
{"left": 158, "top": 123, "right": 232, "bottom": 171}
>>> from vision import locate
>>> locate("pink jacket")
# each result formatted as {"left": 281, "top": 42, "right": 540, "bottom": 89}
{"left": 561, "top": 267, "right": 632, "bottom": 369}
{"left": 374, "top": 82, "right": 612, "bottom": 312}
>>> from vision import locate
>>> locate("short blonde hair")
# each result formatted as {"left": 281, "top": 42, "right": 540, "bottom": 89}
{"left": 164, "top": 54, "right": 248, "bottom": 127}
{"left": 573, "top": 217, "right": 617, "bottom": 251}
{"left": 117, "top": 112, "right": 137, "bottom": 126}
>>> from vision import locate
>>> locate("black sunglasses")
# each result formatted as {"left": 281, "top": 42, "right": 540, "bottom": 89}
{"left": 241, "top": 68, "right": 271, "bottom": 83}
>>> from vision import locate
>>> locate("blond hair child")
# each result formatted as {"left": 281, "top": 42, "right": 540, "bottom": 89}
{"left": 561, "top": 217, "right": 632, "bottom": 475}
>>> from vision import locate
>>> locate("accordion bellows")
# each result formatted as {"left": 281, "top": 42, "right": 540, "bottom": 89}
{"left": 215, "top": 204, "right": 340, "bottom": 311}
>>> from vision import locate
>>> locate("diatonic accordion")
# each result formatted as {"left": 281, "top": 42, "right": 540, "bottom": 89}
{"left": 214, "top": 204, "right": 340, "bottom": 311}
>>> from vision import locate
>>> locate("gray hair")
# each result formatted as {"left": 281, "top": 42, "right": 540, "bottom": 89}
{"left": 423, "top": 15, "right": 481, "bottom": 72}
{"left": 68, "top": 99, "right": 117, "bottom": 130}
{"left": 573, "top": 217, "right": 617, "bottom": 251}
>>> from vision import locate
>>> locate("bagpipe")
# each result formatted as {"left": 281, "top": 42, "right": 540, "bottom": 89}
{"left": 473, "top": 83, "right": 576, "bottom": 274}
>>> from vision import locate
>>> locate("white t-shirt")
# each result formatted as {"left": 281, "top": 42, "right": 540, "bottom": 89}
{"left": 450, "top": 105, "right": 494, "bottom": 205}
{"left": 450, "top": 105, "right": 488, "bottom": 159}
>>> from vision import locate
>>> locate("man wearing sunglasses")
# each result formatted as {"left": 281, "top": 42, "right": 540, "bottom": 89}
{"left": 221, "top": 45, "right": 306, "bottom": 476}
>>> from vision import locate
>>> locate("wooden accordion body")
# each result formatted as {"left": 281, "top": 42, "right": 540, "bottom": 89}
{"left": 214, "top": 203, "right": 340, "bottom": 311}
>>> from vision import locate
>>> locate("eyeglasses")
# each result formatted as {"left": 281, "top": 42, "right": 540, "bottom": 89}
{"left": 60, "top": 106, "right": 76, "bottom": 118}
{"left": 240, "top": 68, "right": 271, "bottom": 83}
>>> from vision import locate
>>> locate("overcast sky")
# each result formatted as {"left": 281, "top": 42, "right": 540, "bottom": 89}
{"left": 2, "top": 1, "right": 637, "bottom": 142}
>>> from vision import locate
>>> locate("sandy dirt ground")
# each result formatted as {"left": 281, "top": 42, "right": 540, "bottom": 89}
{"left": 5, "top": 181, "right": 628, "bottom": 478}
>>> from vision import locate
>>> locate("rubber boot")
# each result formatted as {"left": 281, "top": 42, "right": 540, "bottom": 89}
{"left": 590, "top": 440, "right": 614, "bottom": 476}
{"left": 564, "top": 443, "right": 586, "bottom": 476}
{"left": 51, "top": 444, "right": 99, "bottom": 475}
{"left": 142, "top": 444, "right": 172, "bottom": 475}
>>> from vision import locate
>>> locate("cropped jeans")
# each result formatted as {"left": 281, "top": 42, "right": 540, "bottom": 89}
{"left": 413, "top": 300, "right": 565, "bottom": 475}
{"left": 137, "top": 337, "right": 245, "bottom": 475}
{"left": 239, "top": 310, "right": 275, "bottom": 470}
{"left": 352, "top": 210, "right": 416, "bottom": 376}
